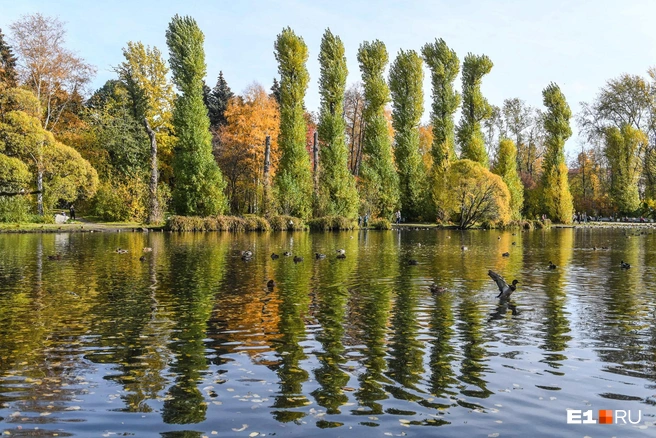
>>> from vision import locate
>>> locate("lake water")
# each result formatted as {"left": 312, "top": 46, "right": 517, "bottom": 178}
{"left": 0, "top": 228, "right": 655, "bottom": 437}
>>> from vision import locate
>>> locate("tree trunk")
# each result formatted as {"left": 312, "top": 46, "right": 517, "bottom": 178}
{"left": 144, "top": 118, "right": 161, "bottom": 224}
{"left": 313, "top": 131, "right": 319, "bottom": 192}
{"left": 37, "top": 169, "right": 44, "bottom": 216}
{"left": 263, "top": 135, "right": 271, "bottom": 215}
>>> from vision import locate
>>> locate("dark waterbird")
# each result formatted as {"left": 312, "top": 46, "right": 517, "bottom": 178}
{"left": 408, "top": 259, "right": 418, "bottom": 265}
{"left": 271, "top": 253, "right": 279, "bottom": 260}
{"left": 488, "top": 270, "right": 519, "bottom": 300}
{"left": 293, "top": 256, "right": 303, "bottom": 263}
{"left": 47, "top": 253, "right": 62, "bottom": 261}
{"left": 267, "top": 279, "right": 275, "bottom": 288}
{"left": 283, "top": 251, "right": 292, "bottom": 257}
{"left": 548, "top": 261, "right": 557, "bottom": 269}
{"left": 139, "top": 255, "right": 146, "bottom": 262}
{"left": 336, "top": 253, "right": 346, "bottom": 259}
{"left": 430, "top": 283, "right": 446, "bottom": 294}
{"left": 315, "top": 253, "right": 326, "bottom": 260}
{"left": 502, "top": 252, "right": 510, "bottom": 257}
{"left": 620, "top": 260, "right": 631, "bottom": 269}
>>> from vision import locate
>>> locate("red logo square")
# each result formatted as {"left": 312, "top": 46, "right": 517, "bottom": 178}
{"left": 599, "top": 409, "right": 613, "bottom": 424}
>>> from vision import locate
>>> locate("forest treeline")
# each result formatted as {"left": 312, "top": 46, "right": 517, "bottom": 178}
{"left": 1, "top": 13, "right": 655, "bottom": 228}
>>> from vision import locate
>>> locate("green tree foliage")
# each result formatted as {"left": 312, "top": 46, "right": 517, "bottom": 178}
{"left": 492, "top": 138, "right": 524, "bottom": 220}
{"left": 204, "top": 71, "right": 233, "bottom": 129}
{"left": 166, "top": 15, "right": 227, "bottom": 216}
{"left": 357, "top": 40, "right": 399, "bottom": 218}
{"left": 0, "top": 28, "right": 18, "bottom": 88}
{"left": 540, "top": 83, "right": 573, "bottom": 223}
{"left": 273, "top": 27, "right": 313, "bottom": 219}
{"left": 441, "top": 159, "right": 510, "bottom": 229}
{"left": 315, "top": 29, "right": 359, "bottom": 218}
{"left": 117, "top": 41, "right": 175, "bottom": 223}
{"left": 604, "top": 124, "right": 644, "bottom": 214}
{"left": 421, "top": 38, "right": 460, "bottom": 170}
{"left": 0, "top": 87, "right": 98, "bottom": 214}
{"left": 456, "top": 53, "right": 493, "bottom": 166}
{"left": 389, "top": 49, "right": 425, "bottom": 220}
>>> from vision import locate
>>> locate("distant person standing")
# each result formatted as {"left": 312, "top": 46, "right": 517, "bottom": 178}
{"left": 358, "top": 215, "right": 362, "bottom": 227}
{"left": 69, "top": 204, "right": 76, "bottom": 220}
{"left": 395, "top": 210, "right": 401, "bottom": 225}
{"left": 363, "top": 213, "right": 369, "bottom": 228}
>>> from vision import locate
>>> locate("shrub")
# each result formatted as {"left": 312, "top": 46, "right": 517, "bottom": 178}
{"left": 269, "top": 215, "right": 306, "bottom": 231}
{"left": 93, "top": 179, "right": 148, "bottom": 222}
{"left": 165, "top": 215, "right": 273, "bottom": 232}
{"left": 0, "top": 196, "right": 31, "bottom": 222}
{"left": 307, "top": 216, "right": 357, "bottom": 231}
{"left": 370, "top": 218, "right": 392, "bottom": 230}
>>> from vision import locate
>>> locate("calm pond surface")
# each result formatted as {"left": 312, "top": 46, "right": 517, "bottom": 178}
{"left": 0, "top": 228, "right": 655, "bottom": 437}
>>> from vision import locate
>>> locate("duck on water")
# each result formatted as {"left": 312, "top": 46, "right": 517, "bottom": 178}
{"left": 488, "top": 270, "right": 519, "bottom": 300}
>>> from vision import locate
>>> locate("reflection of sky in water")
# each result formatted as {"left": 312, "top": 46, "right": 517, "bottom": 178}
{"left": 0, "top": 228, "right": 654, "bottom": 437}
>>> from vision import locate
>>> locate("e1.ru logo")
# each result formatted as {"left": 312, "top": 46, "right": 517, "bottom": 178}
{"left": 567, "top": 409, "right": 641, "bottom": 424}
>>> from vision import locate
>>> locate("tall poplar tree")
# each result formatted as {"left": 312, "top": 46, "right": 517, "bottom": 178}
{"left": 604, "top": 124, "right": 644, "bottom": 214}
{"left": 492, "top": 138, "right": 524, "bottom": 220}
{"left": 389, "top": 49, "right": 425, "bottom": 220}
{"left": 273, "top": 27, "right": 313, "bottom": 219}
{"left": 357, "top": 40, "right": 399, "bottom": 218}
{"left": 316, "top": 29, "right": 359, "bottom": 218}
{"left": 456, "top": 53, "right": 493, "bottom": 167}
{"left": 166, "top": 15, "right": 227, "bottom": 216}
{"left": 421, "top": 38, "right": 460, "bottom": 171}
{"left": 541, "top": 82, "right": 573, "bottom": 223}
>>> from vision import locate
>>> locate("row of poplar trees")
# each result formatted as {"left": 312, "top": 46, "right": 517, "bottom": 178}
{"left": 158, "top": 18, "right": 575, "bottom": 223}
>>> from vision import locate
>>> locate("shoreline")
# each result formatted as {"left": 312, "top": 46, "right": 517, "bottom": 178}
{"left": 0, "top": 220, "right": 655, "bottom": 234}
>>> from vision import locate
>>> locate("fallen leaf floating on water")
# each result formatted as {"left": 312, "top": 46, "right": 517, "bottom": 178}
{"left": 249, "top": 433, "right": 260, "bottom": 437}
{"left": 232, "top": 424, "right": 248, "bottom": 432}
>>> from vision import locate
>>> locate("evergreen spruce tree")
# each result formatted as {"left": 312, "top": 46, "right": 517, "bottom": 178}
{"left": 421, "top": 38, "right": 460, "bottom": 171}
{"left": 270, "top": 78, "right": 281, "bottom": 106}
{"left": 456, "top": 53, "right": 493, "bottom": 167}
{"left": 357, "top": 40, "right": 399, "bottom": 219}
{"left": 316, "top": 29, "right": 359, "bottom": 218}
{"left": 389, "top": 49, "right": 425, "bottom": 220}
{"left": 273, "top": 27, "right": 313, "bottom": 219}
{"left": 492, "top": 138, "right": 524, "bottom": 220}
{"left": 166, "top": 15, "right": 227, "bottom": 216}
{"left": 540, "top": 82, "right": 573, "bottom": 223}
{"left": 0, "top": 28, "right": 18, "bottom": 88}
{"left": 204, "top": 71, "right": 233, "bottom": 128}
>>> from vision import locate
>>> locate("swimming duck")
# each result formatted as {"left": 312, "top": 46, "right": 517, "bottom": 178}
{"left": 283, "top": 251, "right": 292, "bottom": 257}
{"left": 620, "top": 260, "right": 631, "bottom": 269}
{"left": 267, "top": 279, "right": 275, "bottom": 288}
{"left": 336, "top": 253, "right": 346, "bottom": 259}
{"left": 271, "top": 253, "right": 280, "bottom": 259}
{"left": 241, "top": 250, "right": 253, "bottom": 258}
{"left": 47, "top": 253, "right": 62, "bottom": 261}
{"left": 461, "top": 246, "right": 468, "bottom": 251}
{"left": 241, "top": 254, "right": 252, "bottom": 262}
{"left": 139, "top": 255, "right": 146, "bottom": 262}
{"left": 143, "top": 247, "right": 153, "bottom": 252}
{"left": 497, "top": 236, "right": 501, "bottom": 240}
{"left": 548, "top": 261, "right": 557, "bottom": 269}
{"left": 488, "top": 270, "right": 519, "bottom": 300}
{"left": 408, "top": 259, "right": 418, "bottom": 265}
{"left": 336, "top": 249, "right": 346, "bottom": 255}
{"left": 315, "top": 253, "right": 326, "bottom": 259}
{"left": 511, "top": 241, "right": 516, "bottom": 246}
{"left": 430, "top": 283, "right": 446, "bottom": 294}
{"left": 293, "top": 256, "right": 304, "bottom": 263}
{"left": 502, "top": 252, "right": 510, "bottom": 257}
{"left": 115, "top": 248, "right": 128, "bottom": 254}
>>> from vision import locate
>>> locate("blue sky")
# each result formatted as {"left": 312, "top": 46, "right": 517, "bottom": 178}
{"left": 2, "top": 0, "right": 656, "bottom": 154}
